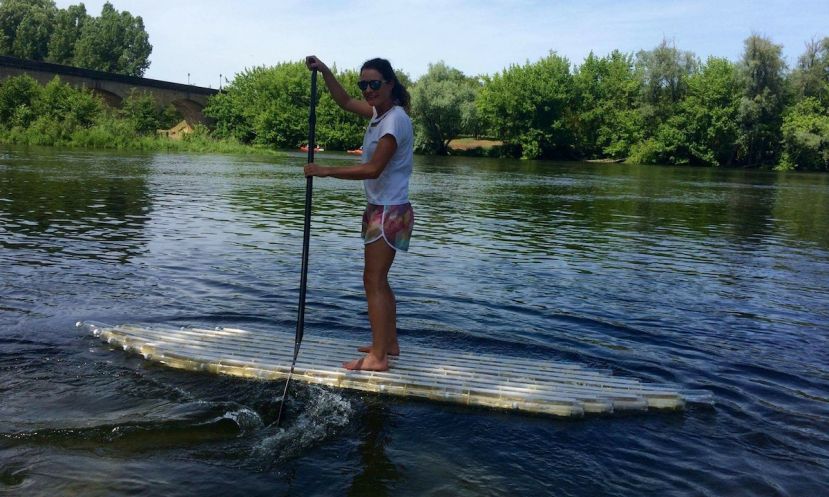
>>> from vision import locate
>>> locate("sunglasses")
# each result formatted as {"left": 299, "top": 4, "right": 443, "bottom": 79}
{"left": 357, "top": 80, "right": 386, "bottom": 91}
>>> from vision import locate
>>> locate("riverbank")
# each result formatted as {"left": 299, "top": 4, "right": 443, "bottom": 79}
{"left": 0, "top": 126, "right": 283, "bottom": 156}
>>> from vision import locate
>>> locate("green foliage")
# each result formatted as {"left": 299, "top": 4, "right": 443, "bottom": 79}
{"left": 158, "top": 104, "right": 181, "bottom": 129}
{"left": 0, "top": 73, "right": 41, "bottom": 126}
{"left": 0, "top": 0, "right": 150, "bottom": 76}
{"left": 206, "top": 62, "right": 310, "bottom": 148}
{"left": 46, "top": 3, "right": 86, "bottom": 65}
{"left": 72, "top": 2, "right": 151, "bottom": 76}
{"left": 680, "top": 57, "right": 742, "bottom": 166}
{"left": 0, "top": 68, "right": 277, "bottom": 155}
{"left": 779, "top": 97, "right": 829, "bottom": 171}
{"left": 257, "top": 62, "right": 314, "bottom": 147}
{"left": 0, "top": 0, "right": 56, "bottom": 59}
{"left": 410, "top": 61, "right": 479, "bottom": 155}
{"left": 572, "top": 50, "right": 643, "bottom": 159}
{"left": 789, "top": 37, "right": 829, "bottom": 107}
{"left": 642, "top": 57, "right": 742, "bottom": 166}
{"left": 37, "top": 76, "right": 101, "bottom": 126}
{"left": 0, "top": 74, "right": 101, "bottom": 145}
{"left": 477, "top": 52, "right": 574, "bottom": 159}
{"left": 3, "top": 19, "right": 829, "bottom": 171}
{"left": 635, "top": 39, "right": 699, "bottom": 130}
{"left": 206, "top": 61, "right": 366, "bottom": 150}
{"left": 736, "top": 35, "right": 788, "bottom": 166}
{"left": 627, "top": 137, "right": 666, "bottom": 165}
{"left": 120, "top": 90, "right": 160, "bottom": 134}
{"left": 66, "top": 112, "right": 136, "bottom": 148}
{"left": 315, "top": 68, "right": 365, "bottom": 150}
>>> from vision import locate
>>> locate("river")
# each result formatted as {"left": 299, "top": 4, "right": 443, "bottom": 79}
{"left": 1, "top": 146, "right": 828, "bottom": 496}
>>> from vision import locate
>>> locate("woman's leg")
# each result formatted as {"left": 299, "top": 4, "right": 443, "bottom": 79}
{"left": 343, "top": 238, "right": 397, "bottom": 371}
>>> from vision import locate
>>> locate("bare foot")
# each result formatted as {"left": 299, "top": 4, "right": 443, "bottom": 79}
{"left": 357, "top": 345, "right": 400, "bottom": 356}
{"left": 343, "top": 354, "right": 389, "bottom": 371}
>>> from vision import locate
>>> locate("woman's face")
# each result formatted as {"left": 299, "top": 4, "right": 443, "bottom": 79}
{"left": 360, "top": 68, "right": 394, "bottom": 109}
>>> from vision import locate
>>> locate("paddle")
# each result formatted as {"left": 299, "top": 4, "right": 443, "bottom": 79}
{"left": 276, "top": 68, "right": 317, "bottom": 427}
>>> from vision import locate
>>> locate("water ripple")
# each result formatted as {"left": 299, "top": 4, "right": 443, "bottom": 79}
{"left": 1, "top": 149, "right": 828, "bottom": 496}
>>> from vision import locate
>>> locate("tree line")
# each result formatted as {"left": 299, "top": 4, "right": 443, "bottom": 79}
{"left": 207, "top": 35, "right": 829, "bottom": 171}
{"left": 0, "top": 0, "right": 826, "bottom": 171}
{"left": 0, "top": 73, "right": 181, "bottom": 146}
{"left": 0, "top": 0, "right": 151, "bottom": 76}
{"left": 0, "top": 73, "right": 272, "bottom": 156}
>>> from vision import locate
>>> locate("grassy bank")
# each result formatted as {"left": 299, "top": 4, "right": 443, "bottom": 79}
{"left": 0, "top": 121, "right": 284, "bottom": 156}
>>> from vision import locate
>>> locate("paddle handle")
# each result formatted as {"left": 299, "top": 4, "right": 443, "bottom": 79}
{"left": 295, "top": 69, "right": 317, "bottom": 350}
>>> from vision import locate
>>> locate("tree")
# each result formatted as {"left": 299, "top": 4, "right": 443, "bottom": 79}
{"left": 249, "top": 62, "right": 313, "bottom": 148}
{"left": 410, "top": 61, "right": 478, "bottom": 155}
{"left": 478, "top": 52, "right": 574, "bottom": 159}
{"left": 1, "top": 1, "right": 151, "bottom": 76}
{"left": 641, "top": 57, "right": 745, "bottom": 167}
{"left": 207, "top": 61, "right": 376, "bottom": 150}
{"left": 315, "top": 67, "right": 365, "bottom": 150}
{"left": 22, "top": 75, "right": 101, "bottom": 143}
{"left": 47, "top": 3, "right": 87, "bottom": 65}
{"left": 779, "top": 97, "right": 829, "bottom": 170}
{"left": 572, "top": 50, "right": 643, "bottom": 159}
{"left": 203, "top": 69, "right": 258, "bottom": 143}
{"left": 0, "top": 73, "right": 42, "bottom": 128}
{"left": 0, "top": 0, "right": 57, "bottom": 59}
{"left": 73, "top": 2, "right": 151, "bottom": 76}
{"left": 459, "top": 83, "right": 483, "bottom": 140}
{"left": 0, "top": 73, "right": 101, "bottom": 145}
{"left": 736, "top": 34, "right": 788, "bottom": 166}
{"left": 205, "top": 62, "right": 315, "bottom": 148}
{"left": 680, "top": 57, "right": 742, "bottom": 166}
{"left": 790, "top": 37, "right": 829, "bottom": 106}
{"left": 35, "top": 76, "right": 100, "bottom": 126}
{"left": 120, "top": 89, "right": 161, "bottom": 134}
{"left": 635, "top": 39, "right": 699, "bottom": 130}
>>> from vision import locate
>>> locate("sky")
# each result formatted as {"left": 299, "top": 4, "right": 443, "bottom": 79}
{"left": 55, "top": 0, "right": 829, "bottom": 88}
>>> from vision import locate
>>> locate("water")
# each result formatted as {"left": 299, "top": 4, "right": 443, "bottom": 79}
{"left": 1, "top": 146, "right": 828, "bottom": 496}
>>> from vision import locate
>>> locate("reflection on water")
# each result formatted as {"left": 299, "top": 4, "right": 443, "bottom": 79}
{"left": 1, "top": 145, "right": 828, "bottom": 496}
{"left": 0, "top": 151, "right": 153, "bottom": 265}
{"left": 348, "top": 400, "right": 399, "bottom": 497}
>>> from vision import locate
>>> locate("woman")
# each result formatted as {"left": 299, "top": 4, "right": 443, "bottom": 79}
{"left": 304, "top": 56, "right": 414, "bottom": 372}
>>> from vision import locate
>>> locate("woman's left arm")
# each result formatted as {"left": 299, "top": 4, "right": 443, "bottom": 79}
{"left": 304, "top": 134, "right": 397, "bottom": 180}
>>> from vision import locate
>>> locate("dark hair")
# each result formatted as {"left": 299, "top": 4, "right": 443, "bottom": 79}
{"left": 361, "top": 57, "right": 410, "bottom": 112}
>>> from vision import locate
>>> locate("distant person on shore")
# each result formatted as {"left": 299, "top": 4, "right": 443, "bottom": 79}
{"left": 304, "top": 55, "right": 414, "bottom": 372}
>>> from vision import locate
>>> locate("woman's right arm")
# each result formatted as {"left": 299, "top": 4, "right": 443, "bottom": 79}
{"left": 306, "top": 56, "right": 373, "bottom": 119}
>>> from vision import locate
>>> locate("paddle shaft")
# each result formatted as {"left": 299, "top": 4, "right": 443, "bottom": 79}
{"left": 276, "top": 68, "right": 317, "bottom": 427}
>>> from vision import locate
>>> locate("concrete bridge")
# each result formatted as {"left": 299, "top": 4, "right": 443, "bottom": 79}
{"left": 0, "top": 55, "right": 218, "bottom": 124}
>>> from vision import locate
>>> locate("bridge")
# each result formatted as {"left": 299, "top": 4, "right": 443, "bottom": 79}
{"left": 0, "top": 55, "right": 218, "bottom": 124}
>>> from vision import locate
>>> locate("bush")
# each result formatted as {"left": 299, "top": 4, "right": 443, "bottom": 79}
{"left": 627, "top": 138, "right": 665, "bottom": 164}
{"left": 0, "top": 75, "right": 42, "bottom": 126}
{"left": 778, "top": 98, "right": 829, "bottom": 171}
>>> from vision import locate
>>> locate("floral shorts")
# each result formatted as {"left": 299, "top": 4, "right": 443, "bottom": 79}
{"left": 361, "top": 203, "right": 414, "bottom": 252}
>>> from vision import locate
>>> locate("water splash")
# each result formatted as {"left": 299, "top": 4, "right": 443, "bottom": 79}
{"left": 252, "top": 386, "right": 353, "bottom": 466}
{"left": 210, "top": 407, "right": 264, "bottom": 434}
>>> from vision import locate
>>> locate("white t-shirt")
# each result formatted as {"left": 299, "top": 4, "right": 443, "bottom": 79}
{"left": 361, "top": 105, "right": 413, "bottom": 205}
